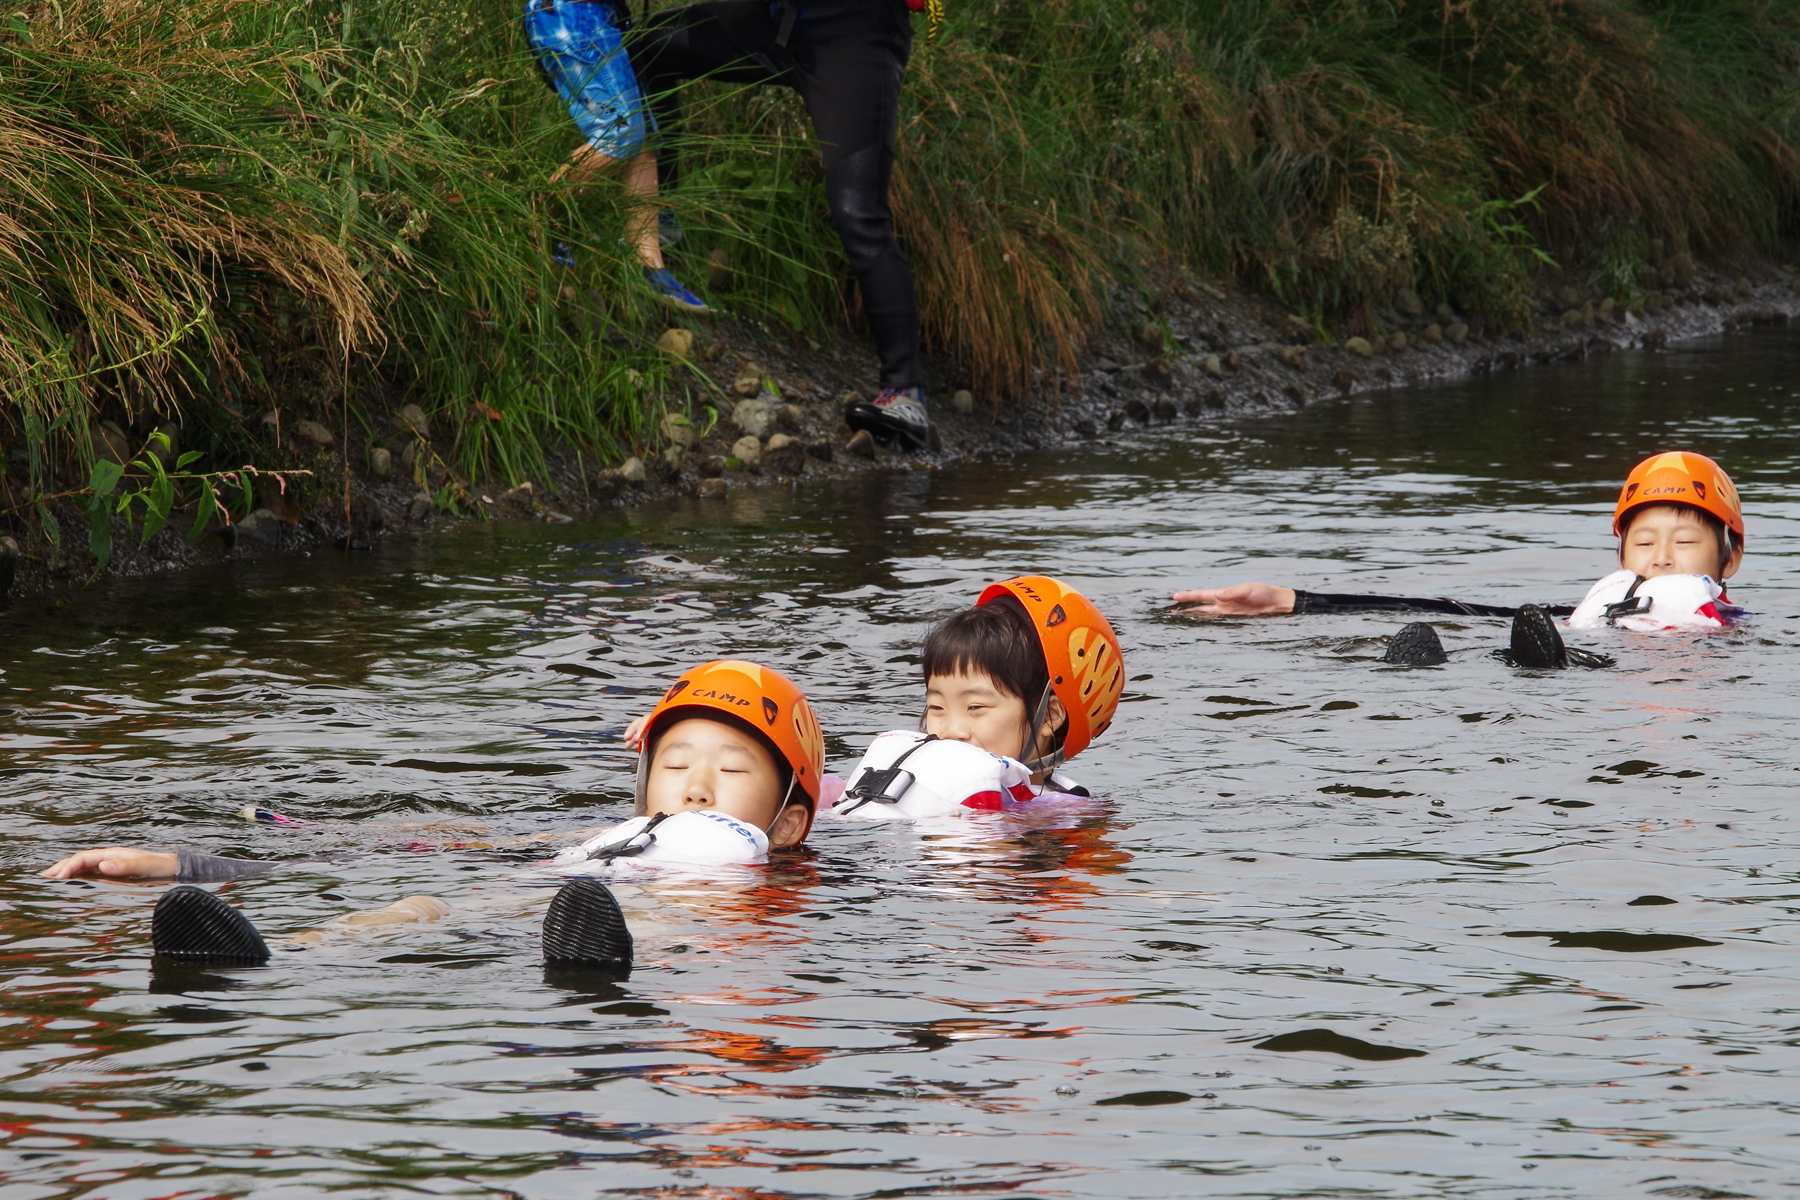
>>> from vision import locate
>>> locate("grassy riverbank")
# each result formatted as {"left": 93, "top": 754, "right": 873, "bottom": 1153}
{"left": 4, "top": 0, "right": 1799, "bottom": 556}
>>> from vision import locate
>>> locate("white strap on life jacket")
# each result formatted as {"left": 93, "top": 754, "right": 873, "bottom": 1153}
{"left": 835, "top": 731, "right": 1038, "bottom": 820}
{"left": 550, "top": 810, "right": 770, "bottom": 870}
{"left": 1567, "top": 569, "right": 1740, "bottom": 631}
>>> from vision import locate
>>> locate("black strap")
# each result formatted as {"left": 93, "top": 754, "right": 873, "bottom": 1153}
{"left": 1019, "top": 682, "right": 1063, "bottom": 775}
{"left": 585, "top": 811, "right": 671, "bottom": 862}
{"left": 1602, "top": 575, "right": 1650, "bottom": 625}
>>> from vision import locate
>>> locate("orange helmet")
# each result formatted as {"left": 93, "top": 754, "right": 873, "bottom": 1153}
{"left": 634, "top": 660, "right": 826, "bottom": 835}
{"left": 977, "top": 576, "right": 1124, "bottom": 767}
{"left": 1613, "top": 451, "right": 1743, "bottom": 544}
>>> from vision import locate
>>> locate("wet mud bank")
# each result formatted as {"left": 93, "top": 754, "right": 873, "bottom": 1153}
{"left": 7, "top": 262, "right": 1800, "bottom": 602}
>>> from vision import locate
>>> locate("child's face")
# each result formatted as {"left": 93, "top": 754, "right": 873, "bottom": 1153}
{"left": 645, "top": 717, "right": 808, "bottom": 847}
{"left": 1620, "top": 506, "right": 1741, "bottom": 581}
{"left": 925, "top": 670, "right": 1064, "bottom": 764}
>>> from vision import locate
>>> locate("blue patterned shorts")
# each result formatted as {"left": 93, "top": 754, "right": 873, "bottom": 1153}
{"left": 524, "top": 0, "right": 655, "bottom": 159}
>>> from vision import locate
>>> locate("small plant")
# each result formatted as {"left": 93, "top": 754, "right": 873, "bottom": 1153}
{"left": 17, "top": 431, "right": 314, "bottom": 574}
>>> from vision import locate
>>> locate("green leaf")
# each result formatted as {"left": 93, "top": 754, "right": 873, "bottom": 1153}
{"left": 87, "top": 459, "right": 124, "bottom": 499}
{"left": 141, "top": 474, "right": 175, "bottom": 545}
{"left": 186, "top": 485, "right": 218, "bottom": 542}
{"left": 86, "top": 494, "right": 112, "bottom": 572}
{"left": 175, "top": 451, "right": 204, "bottom": 469}
{"left": 38, "top": 505, "right": 60, "bottom": 548}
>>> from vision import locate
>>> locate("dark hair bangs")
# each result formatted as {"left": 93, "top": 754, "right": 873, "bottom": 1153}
{"left": 920, "top": 598, "right": 1048, "bottom": 703}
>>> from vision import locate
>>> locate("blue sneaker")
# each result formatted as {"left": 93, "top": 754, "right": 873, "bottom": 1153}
{"left": 645, "top": 267, "right": 710, "bottom": 314}
{"left": 658, "top": 209, "right": 684, "bottom": 248}
{"left": 844, "top": 387, "right": 931, "bottom": 452}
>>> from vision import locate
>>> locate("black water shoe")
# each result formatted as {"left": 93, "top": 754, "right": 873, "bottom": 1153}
{"left": 543, "top": 879, "right": 633, "bottom": 972}
{"left": 1506, "top": 604, "right": 1568, "bottom": 669}
{"left": 1382, "top": 622, "right": 1448, "bottom": 666}
{"left": 151, "top": 886, "right": 270, "bottom": 965}
{"left": 844, "top": 387, "right": 932, "bottom": 452}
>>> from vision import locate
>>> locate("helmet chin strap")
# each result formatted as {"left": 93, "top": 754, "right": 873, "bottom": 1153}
{"left": 1019, "top": 683, "right": 1066, "bottom": 775}
{"left": 766, "top": 771, "right": 802, "bottom": 845}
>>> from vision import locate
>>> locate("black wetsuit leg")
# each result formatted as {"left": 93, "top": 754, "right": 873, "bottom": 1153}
{"left": 633, "top": 0, "right": 925, "bottom": 390}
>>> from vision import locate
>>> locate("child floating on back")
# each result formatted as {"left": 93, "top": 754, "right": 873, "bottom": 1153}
{"left": 39, "top": 660, "right": 826, "bottom": 976}
{"left": 1170, "top": 451, "right": 1745, "bottom": 668}
{"left": 837, "top": 575, "right": 1125, "bottom": 819}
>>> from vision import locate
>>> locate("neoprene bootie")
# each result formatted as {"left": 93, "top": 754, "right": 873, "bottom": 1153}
{"left": 1507, "top": 604, "right": 1568, "bottom": 669}
{"left": 151, "top": 886, "right": 270, "bottom": 965}
{"left": 1382, "top": 622, "right": 1448, "bottom": 666}
{"left": 542, "top": 878, "right": 633, "bottom": 972}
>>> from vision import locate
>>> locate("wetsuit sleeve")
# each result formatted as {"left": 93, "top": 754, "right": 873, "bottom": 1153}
{"left": 174, "top": 852, "right": 277, "bottom": 882}
{"left": 1291, "top": 591, "right": 1572, "bottom": 618}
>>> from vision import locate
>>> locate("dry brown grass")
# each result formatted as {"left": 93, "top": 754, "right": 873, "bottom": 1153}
{"left": 0, "top": 0, "right": 374, "bottom": 487}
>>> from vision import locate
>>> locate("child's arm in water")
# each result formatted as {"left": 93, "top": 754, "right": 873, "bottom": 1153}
{"left": 41, "top": 847, "right": 275, "bottom": 882}
{"left": 1172, "top": 583, "right": 1566, "bottom": 618}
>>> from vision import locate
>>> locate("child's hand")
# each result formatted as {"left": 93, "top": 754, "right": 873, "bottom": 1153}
{"left": 40, "top": 848, "right": 180, "bottom": 880}
{"left": 1171, "top": 583, "right": 1297, "bottom": 616}
{"left": 622, "top": 714, "right": 651, "bottom": 751}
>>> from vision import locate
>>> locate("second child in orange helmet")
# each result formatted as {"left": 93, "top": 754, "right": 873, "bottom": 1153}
{"left": 834, "top": 575, "right": 1126, "bottom": 820}
{"left": 1169, "top": 451, "right": 1746, "bottom": 669}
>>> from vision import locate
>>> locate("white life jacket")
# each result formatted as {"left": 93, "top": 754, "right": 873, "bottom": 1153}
{"left": 834, "top": 731, "right": 1045, "bottom": 820}
{"left": 549, "top": 810, "right": 769, "bottom": 871}
{"left": 1566, "top": 569, "right": 1743, "bottom": 632}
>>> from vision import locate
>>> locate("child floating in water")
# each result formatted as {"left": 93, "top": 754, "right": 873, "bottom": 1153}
{"left": 835, "top": 575, "right": 1125, "bottom": 819}
{"left": 39, "top": 660, "right": 826, "bottom": 975}
{"left": 1170, "top": 451, "right": 1745, "bottom": 668}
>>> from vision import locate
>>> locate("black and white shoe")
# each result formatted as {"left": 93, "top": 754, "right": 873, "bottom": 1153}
{"left": 151, "top": 886, "right": 270, "bottom": 965}
{"left": 1382, "top": 622, "right": 1448, "bottom": 666}
{"left": 844, "top": 387, "right": 931, "bottom": 452}
{"left": 543, "top": 879, "right": 633, "bottom": 972}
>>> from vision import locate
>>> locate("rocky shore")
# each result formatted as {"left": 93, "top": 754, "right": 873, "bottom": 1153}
{"left": 6, "top": 261, "right": 1799, "bottom": 601}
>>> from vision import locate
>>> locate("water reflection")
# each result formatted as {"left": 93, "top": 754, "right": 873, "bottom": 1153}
{"left": 3, "top": 328, "right": 1800, "bottom": 1197}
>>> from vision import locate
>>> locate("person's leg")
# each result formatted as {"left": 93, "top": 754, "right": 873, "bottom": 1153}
{"left": 556, "top": 147, "right": 667, "bottom": 270}
{"left": 529, "top": 0, "right": 708, "bottom": 310}
{"left": 631, "top": 0, "right": 791, "bottom": 196}
{"left": 632, "top": 0, "right": 932, "bottom": 412}
{"left": 790, "top": 6, "right": 931, "bottom": 446}
{"left": 799, "top": 36, "right": 923, "bottom": 392}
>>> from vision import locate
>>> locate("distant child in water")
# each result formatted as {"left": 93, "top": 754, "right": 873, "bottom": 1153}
{"left": 40, "top": 660, "right": 825, "bottom": 975}
{"left": 1171, "top": 451, "right": 1746, "bottom": 668}
{"left": 834, "top": 575, "right": 1126, "bottom": 819}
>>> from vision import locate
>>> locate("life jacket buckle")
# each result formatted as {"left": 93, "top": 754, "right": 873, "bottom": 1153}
{"left": 838, "top": 734, "right": 937, "bottom": 814}
{"left": 585, "top": 811, "right": 669, "bottom": 862}
{"left": 838, "top": 767, "right": 915, "bottom": 815}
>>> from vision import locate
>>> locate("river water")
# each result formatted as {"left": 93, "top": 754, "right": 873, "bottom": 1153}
{"left": 4, "top": 329, "right": 1800, "bottom": 1199}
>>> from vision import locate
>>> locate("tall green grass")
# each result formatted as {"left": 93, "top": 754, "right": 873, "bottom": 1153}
{"left": 4, "top": 0, "right": 1800, "bottom": 542}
